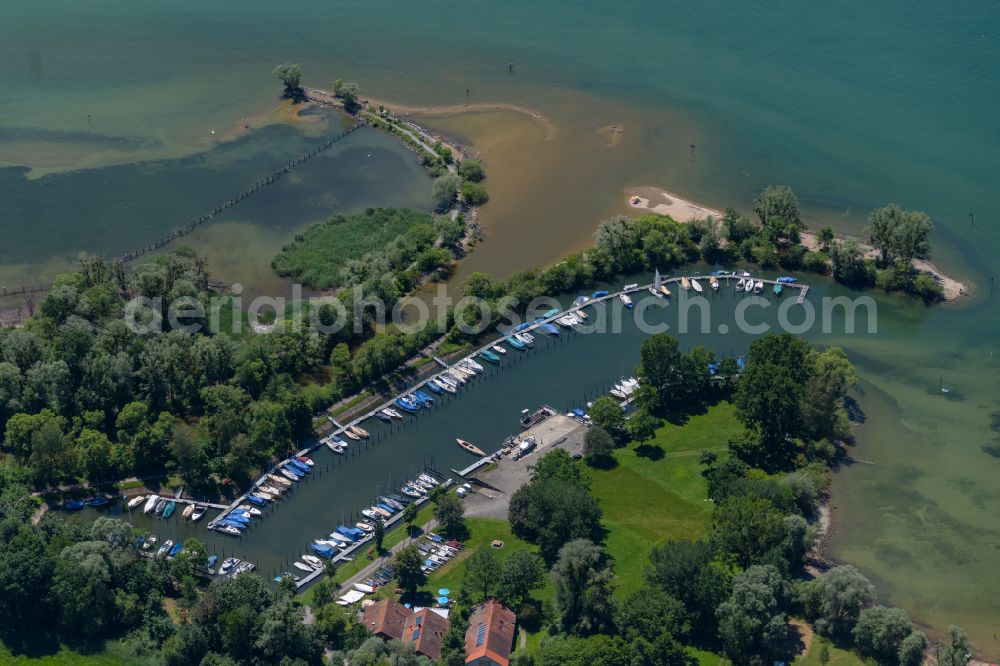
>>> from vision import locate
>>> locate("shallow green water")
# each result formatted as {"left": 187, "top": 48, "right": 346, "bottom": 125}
{"left": 4, "top": 0, "right": 1000, "bottom": 652}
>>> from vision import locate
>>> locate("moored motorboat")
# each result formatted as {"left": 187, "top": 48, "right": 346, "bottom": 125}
{"left": 681, "top": 276, "right": 691, "bottom": 290}
{"left": 280, "top": 468, "right": 300, "bottom": 482}
{"left": 736, "top": 277, "right": 746, "bottom": 290}
{"left": 182, "top": 504, "right": 194, "bottom": 519}
{"left": 361, "top": 508, "right": 380, "bottom": 520}
{"left": 350, "top": 425, "right": 369, "bottom": 438}
{"left": 294, "top": 561, "right": 314, "bottom": 573}
{"left": 217, "top": 525, "right": 242, "bottom": 537}
{"left": 619, "top": 293, "right": 633, "bottom": 308}
{"left": 356, "top": 521, "right": 374, "bottom": 533}
{"left": 296, "top": 456, "right": 315, "bottom": 466}
{"left": 744, "top": 278, "right": 755, "bottom": 293}
{"left": 238, "top": 504, "right": 262, "bottom": 516}
{"left": 426, "top": 379, "right": 444, "bottom": 394}
{"left": 753, "top": 279, "right": 764, "bottom": 294}
{"left": 144, "top": 495, "right": 160, "bottom": 514}
{"left": 773, "top": 283, "right": 783, "bottom": 296}
{"left": 154, "top": 498, "right": 167, "bottom": 515}
{"left": 269, "top": 473, "right": 292, "bottom": 487}
{"left": 710, "top": 276, "right": 720, "bottom": 291}
{"left": 394, "top": 398, "right": 418, "bottom": 413}
{"left": 65, "top": 500, "right": 85, "bottom": 511}
{"left": 302, "top": 554, "right": 324, "bottom": 569}
{"left": 505, "top": 336, "right": 525, "bottom": 350}
{"left": 157, "top": 540, "right": 173, "bottom": 557}
{"left": 465, "top": 358, "right": 485, "bottom": 372}
{"left": 480, "top": 349, "right": 501, "bottom": 364}
{"left": 457, "top": 438, "right": 486, "bottom": 456}
{"left": 691, "top": 278, "right": 703, "bottom": 293}
{"left": 342, "top": 428, "right": 360, "bottom": 440}
{"left": 191, "top": 504, "right": 208, "bottom": 521}
{"left": 491, "top": 344, "right": 507, "bottom": 355}
{"left": 127, "top": 495, "right": 145, "bottom": 510}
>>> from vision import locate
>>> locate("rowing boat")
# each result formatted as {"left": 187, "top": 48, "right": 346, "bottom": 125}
{"left": 457, "top": 438, "right": 486, "bottom": 456}
{"left": 681, "top": 276, "right": 691, "bottom": 290}
{"left": 710, "top": 276, "right": 719, "bottom": 291}
{"left": 691, "top": 278, "right": 703, "bottom": 293}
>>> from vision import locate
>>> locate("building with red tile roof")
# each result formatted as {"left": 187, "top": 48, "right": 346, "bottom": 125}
{"left": 464, "top": 600, "right": 517, "bottom": 666}
{"left": 362, "top": 599, "right": 411, "bottom": 642}
{"left": 403, "top": 607, "right": 450, "bottom": 661}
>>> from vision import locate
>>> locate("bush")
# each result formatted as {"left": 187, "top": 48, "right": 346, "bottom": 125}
{"left": 458, "top": 159, "right": 485, "bottom": 182}
{"left": 461, "top": 182, "right": 490, "bottom": 205}
{"left": 801, "top": 250, "right": 831, "bottom": 275}
{"left": 912, "top": 272, "right": 944, "bottom": 301}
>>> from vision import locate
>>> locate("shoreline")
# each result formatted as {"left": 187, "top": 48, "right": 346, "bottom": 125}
{"left": 627, "top": 185, "right": 969, "bottom": 302}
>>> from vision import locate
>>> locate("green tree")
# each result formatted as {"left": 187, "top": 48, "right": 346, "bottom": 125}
{"left": 638, "top": 333, "right": 684, "bottom": 411}
{"left": 336, "top": 82, "right": 360, "bottom": 112}
{"left": 709, "top": 496, "right": 788, "bottom": 568}
{"left": 551, "top": 539, "right": 616, "bottom": 635}
{"left": 853, "top": 606, "right": 914, "bottom": 664}
{"left": 458, "top": 159, "right": 485, "bottom": 182}
{"left": 717, "top": 565, "right": 789, "bottom": 664}
{"left": 583, "top": 426, "right": 615, "bottom": 463}
{"left": 463, "top": 546, "right": 502, "bottom": 602}
{"left": 594, "top": 215, "right": 642, "bottom": 272}
{"left": 433, "top": 492, "right": 466, "bottom": 539}
{"left": 753, "top": 185, "right": 804, "bottom": 243}
{"left": 373, "top": 517, "right": 385, "bottom": 553}
{"left": 498, "top": 550, "right": 545, "bottom": 609}
{"left": 867, "top": 203, "right": 933, "bottom": 268}
{"left": 805, "top": 565, "right": 874, "bottom": 639}
{"left": 625, "top": 408, "right": 660, "bottom": 444}
{"left": 530, "top": 449, "right": 590, "bottom": 489}
{"left": 402, "top": 502, "right": 419, "bottom": 536}
{"left": 432, "top": 174, "right": 462, "bottom": 209}
{"left": 817, "top": 226, "right": 836, "bottom": 252}
{"left": 935, "top": 626, "right": 971, "bottom": 666}
{"left": 898, "top": 631, "right": 929, "bottom": 666}
{"left": 392, "top": 544, "right": 427, "bottom": 595}
{"left": 272, "top": 63, "right": 302, "bottom": 96}
{"left": 509, "top": 479, "right": 602, "bottom": 562}
{"left": 801, "top": 347, "right": 856, "bottom": 442}
{"left": 830, "top": 238, "right": 870, "bottom": 287}
{"left": 587, "top": 397, "right": 624, "bottom": 434}
{"left": 461, "top": 181, "right": 490, "bottom": 205}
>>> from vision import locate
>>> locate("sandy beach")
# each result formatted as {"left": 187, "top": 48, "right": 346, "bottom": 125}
{"left": 626, "top": 185, "right": 723, "bottom": 221}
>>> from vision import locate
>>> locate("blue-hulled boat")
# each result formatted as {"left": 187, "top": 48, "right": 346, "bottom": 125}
{"left": 283, "top": 465, "right": 303, "bottom": 479}
{"left": 505, "top": 336, "right": 525, "bottom": 350}
{"left": 221, "top": 519, "right": 246, "bottom": 530}
{"left": 206, "top": 555, "right": 218, "bottom": 571}
{"left": 86, "top": 496, "right": 110, "bottom": 507}
{"left": 777, "top": 276, "right": 797, "bottom": 283}
{"left": 375, "top": 411, "right": 392, "bottom": 422}
{"left": 246, "top": 494, "right": 266, "bottom": 506}
{"left": 538, "top": 323, "right": 560, "bottom": 335}
{"left": 571, "top": 408, "right": 586, "bottom": 418}
{"left": 394, "top": 397, "right": 419, "bottom": 413}
{"left": 591, "top": 290, "right": 609, "bottom": 298}
{"left": 736, "top": 356, "right": 746, "bottom": 371}
{"left": 425, "top": 380, "right": 443, "bottom": 394}
{"left": 542, "top": 307, "right": 561, "bottom": 318}
{"left": 376, "top": 503, "right": 396, "bottom": 514}
{"left": 311, "top": 543, "right": 335, "bottom": 558}
{"left": 65, "top": 500, "right": 85, "bottom": 511}
{"left": 480, "top": 349, "right": 501, "bottom": 363}
{"left": 335, "top": 526, "right": 359, "bottom": 540}
{"left": 162, "top": 500, "right": 176, "bottom": 518}
{"left": 227, "top": 513, "right": 251, "bottom": 524}
{"left": 773, "top": 283, "right": 783, "bottom": 296}
{"left": 168, "top": 543, "right": 183, "bottom": 558}
{"left": 414, "top": 390, "right": 435, "bottom": 404}
{"left": 288, "top": 459, "right": 310, "bottom": 474}
{"left": 513, "top": 321, "right": 533, "bottom": 332}
{"left": 708, "top": 363, "right": 719, "bottom": 376}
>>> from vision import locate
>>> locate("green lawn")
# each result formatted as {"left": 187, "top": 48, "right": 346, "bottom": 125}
{"left": 588, "top": 401, "right": 741, "bottom": 596}
{"left": 794, "top": 637, "right": 867, "bottom": 666}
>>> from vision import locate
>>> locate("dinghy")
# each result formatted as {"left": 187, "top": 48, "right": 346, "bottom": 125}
{"left": 350, "top": 425, "right": 369, "bottom": 438}
{"left": 127, "top": 496, "right": 145, "bottom": 510}
{"left": 681, "top": 277, "right": 691, "bottom": 290}
{"left": 710, "top": 276, "right": 719, "bottom": 291}
{"left": 491, "top": 344, "right": 507, "bottom": 355}
{"left": 457, "top": 438, "right": 486, "bottom": 456}
{"left": 182, "top": 504, "right": 194, "bottom": 519}
{"left": 691, "top": 278, "right": 704, "bottom": 293}
{"left": 753, "top": 280, "right": 764, "bottom": 294}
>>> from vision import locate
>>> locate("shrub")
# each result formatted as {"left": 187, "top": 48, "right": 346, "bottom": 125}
{"left": 461, "top": 182, "right": 490, "bottom": 205}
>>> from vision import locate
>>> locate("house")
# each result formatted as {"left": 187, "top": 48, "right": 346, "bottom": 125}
{"left": 464, "top": 600, "right": 517, "bottom": 666}
{"left": 362, "top": 599, "right": 411, "bottom": 642}
{"left": 363, "top": 599, "right": 451, "bottom": 660}
{"left": 403, "top": 607, "right": 451, "bottom": 661}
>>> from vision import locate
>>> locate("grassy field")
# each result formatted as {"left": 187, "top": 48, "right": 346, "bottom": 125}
{"left": 271, "top": 208, "right": 433, "bottom": 290}
{"left": 588, "top": 401, "right": 741, "bottom": 596}
{"left": 794, "top": 636, "right": 866, "bottom": 666}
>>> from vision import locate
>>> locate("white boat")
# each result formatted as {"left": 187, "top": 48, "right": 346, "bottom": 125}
{"left": 556, "top": 315, "right": 576, "bottom": 327}
{"left": 182, "top": 504, "right": 194, "bottom": 519}
{"left": 491, "top": 344, "right": 507, "bottom": 355}
{"left": 435, "top": 379, "right": 457, "bottom": 394}
{"left": 219, "top": 558, "right": 238, "bottom": 575}
{"left": 610, "top": 387, "right": 626, "bottom": 399}
{"left": 217, "top": 525, "right": 241, "bottom": 536}
{"left": 445, "top": 370, "right": 467, "bottom": 384}
{"left": 356, "top": 522, "right": 374, "bottom": 532}
{"left": 191, "top": 504, "right": 208, "bottom": 521}
{"left": 350, "top": 425, "right": 369, "bottom": 438}
{"left": 353, "top": 583, "right": 375, "bottom": 594}
{"left": 736, "top": 277, "right": 746, "bottom": 290}
{"left": 456, "top": 365, "right": 477, "bottom": 377}
{"left": 691, "top": 278, "right": 704, "bottom": 293}
{"left": 744, "top": 278, "right": 755, "bottom": 293}
{"left": 327, "top": 533, "right": 350, "bottom": 544}
{"left": 302, "top": 555, "right": 324, "bottom": 570}
{"left": 418, "top": 473, "right": 438, "bottom": 486}
{"left": 619, "top": 293, "right": 633, "bottom": 308}
{"left": 681, "top": 276, "right": 691, "bottom": 290}
{"left": 382, "top": 408, "right": 403, "bottom": 420}
{"left": 372, "top": 505, "right": 392, "bottom": 518}
{"left": 268, "top": 473, "right": 292, "bottom": 487}
{"left": 294, "top": 561, "right": 314, "bottom": 573}
{"left": 238, "top": 505, "right": 262, "bottom": 516}
{"left": 327, "top": 441, "right": 345, "bottom": 454}
{"left": 710, "top": 277, "right": 720, "bottom": 291}
{"left": 157, "top": 540, "right": 173, "bottom": 557}
{"left": 143, "top": 495, "right": 160, "bottom": 514}
{"left": 521, "top": 332, "right": 535, "bottom": 344}
{"left": 143, "top": 536, "right": 157, "bottom": 550}
{"left": 127, "top": 496, "right": 145, "bottom": 510}
{"left": 280, "top": 469, "right": 299, "bottom": 482}
{"left": 361, "top": 508, "right": 380, "bottom": 519}
{"left": 514, "top": 333, "right": 534, "bottom": 347}
{"left": 753, "top": 280, "right": 764, "bottom": 294}
{"left": 463, "top": 358, "right": 484, "bottom": 372}
{"left": 342, "top": 429, "right": 360, "bottom": 441}
{"left": 315, "top": 539, "right": 343, "bottom": 549}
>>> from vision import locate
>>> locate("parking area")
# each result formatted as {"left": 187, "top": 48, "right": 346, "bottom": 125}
{"left": 461, "top": 413, "right": 588, "bottom": 520}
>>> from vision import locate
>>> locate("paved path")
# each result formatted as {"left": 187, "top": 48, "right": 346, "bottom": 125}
{"left": 336, "top": 518, "right": 438, "bottom": 594}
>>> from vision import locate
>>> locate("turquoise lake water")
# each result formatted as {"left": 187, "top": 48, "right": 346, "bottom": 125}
{"left": 3, "top": 0, "right": 1000, "bottom": 652}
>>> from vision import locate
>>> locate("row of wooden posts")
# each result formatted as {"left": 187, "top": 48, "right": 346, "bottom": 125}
{"left": 1, "top": 122, "right": 363, "bottom": 300}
